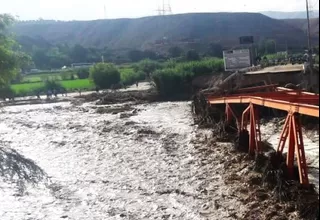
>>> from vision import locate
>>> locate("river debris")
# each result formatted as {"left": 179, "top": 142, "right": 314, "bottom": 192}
{"left": 79, "top": 89, "right": 158, "bottom": 104}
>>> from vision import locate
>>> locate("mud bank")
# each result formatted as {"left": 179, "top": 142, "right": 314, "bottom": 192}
{"left": 0, "top": 99, "right": 318, "bottom": 219}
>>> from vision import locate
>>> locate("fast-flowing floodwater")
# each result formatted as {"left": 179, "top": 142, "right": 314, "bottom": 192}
{"left": 1, "top": 99, "right": 318, "bottom": 220}
{"left": 0, "top": 101, "right": 251, "bottom": 220}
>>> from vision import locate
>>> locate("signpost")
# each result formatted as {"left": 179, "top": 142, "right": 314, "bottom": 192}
{"left": 223, "top": 49, "right": 252, "bottom": 71}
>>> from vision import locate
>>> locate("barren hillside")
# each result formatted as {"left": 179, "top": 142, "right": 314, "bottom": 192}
{"left": 12, "top": 13, "right": 314, "bottom": 51}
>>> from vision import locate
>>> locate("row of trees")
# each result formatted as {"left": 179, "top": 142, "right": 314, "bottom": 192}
{"left": 22, "top": 39, "right": 301, "bottom": 71}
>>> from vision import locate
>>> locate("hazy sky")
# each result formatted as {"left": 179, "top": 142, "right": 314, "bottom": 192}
{"left": 0, "top": 0, "right": 318, "bottom": 21}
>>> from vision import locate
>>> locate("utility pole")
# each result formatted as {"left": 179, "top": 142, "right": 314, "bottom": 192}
{"left": 162, "top": 0, "right": 165, "bottom": 15}
{"left": 104, "top": 5, "right": 107, "bottom": 19}
{"left": 306, "top": 0, "right": 314, "bottom": 90}
{"left": 306, "top": 0, "right": 313, "bottom": 67}
{"left": 156, "top": 0, "right": 172, "bottom": 16}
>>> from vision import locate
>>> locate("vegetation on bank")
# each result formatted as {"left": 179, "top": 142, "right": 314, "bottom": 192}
{"left": 152, "top": 58, "right": 224, "bottom": 96}
{"left": 7, "top": 57, "right": 224, "bottom": 98}
{"left": 90, "top": 63, "right": 120, "bottom": 89}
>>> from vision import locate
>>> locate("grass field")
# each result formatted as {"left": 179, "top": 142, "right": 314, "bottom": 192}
{"left": 11, "top": 66, "right": 136, "bottom": 96}
{"left": 11, "top": 82, "right": 44, "bottom": 94}
{"left": 11, "top": 79, "right": 94, "bottom": 95}
{"left": 23, "top": 72, "right": 77, "bottom": 83}
{"left": 60, "top": 79, "right": 94, "bottom": 90}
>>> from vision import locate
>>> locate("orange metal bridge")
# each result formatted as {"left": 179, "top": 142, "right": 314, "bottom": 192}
{"left": 205, "top": 84, "right": 319, "bottom": 185}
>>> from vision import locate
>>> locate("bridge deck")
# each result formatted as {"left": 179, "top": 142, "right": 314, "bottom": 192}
{"left": 245, "top": 64, "right": 304, "bottom": 75}
{"left": 204, "top": 86, "right": 319, "bottom": 185}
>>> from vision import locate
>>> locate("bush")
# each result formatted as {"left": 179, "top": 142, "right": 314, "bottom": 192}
{"left": 152, "top": 58, "right": 224, "bottom": 97}
{"left": 90, "top": 63, "right": 121, "bottom": 89}
{"left": 137, "top": 59, "right": 161, "bottom": 76}
{"left": 152, "top": 68, "right": 192, "bottom": 96}
{"left": 176, "top": 58, "right": 224, "bottom": 76}
{"left": 44, "top": 80, "right": 64, "bottom": 91}
{"left": 120, "top": 69, "right": 145, "bottom": 86}
{"left": 0, "top": 86, "right": 16, "bottom": 100}
{"left": 186, "top": 50, "right": 200, "bottom": 61}
{"left": 76, "top": 68, "right": 90, "bottom": 79}
{"left": 61, "top": 72, "right": 72, "bottom": 80}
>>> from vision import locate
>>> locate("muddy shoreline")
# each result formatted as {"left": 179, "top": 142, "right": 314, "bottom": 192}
{"left": 0, "top": 88, "right": 192, "bottom": 108}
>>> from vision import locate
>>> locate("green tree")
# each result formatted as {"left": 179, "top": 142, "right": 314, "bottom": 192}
{"left": 32, "top": 48, "right": 50, "bottom": 69}
{"left": 143, "top": 50, "right": 158, "bottom": 60}
{"left": 70, "top": 44, "right": 88, "bottom": 63}
{"left": 207, "top": 43, "right": 223, "bottom": 58}
{"left": 90, "top": 63, "right": 120, "bottom": 89}
{"left": 76, "top": 68, "right": 90, "bottom": 79}
{"left": 258, "top": 39, "right": 276, "bottom": 55}
{"left": 138, "top": 59, "right": 161, "bottom": 77}
{"left": 0, "top": 14, "right": 30, "bottom": 85}
{"left": 128, "top": 50, "right": 145, "bottom": 62}
{"left": 168, "top": 46, "right": 183, "bottom": 58}
{"left": 186, "top": 50, "right": 200, "bottom": 61}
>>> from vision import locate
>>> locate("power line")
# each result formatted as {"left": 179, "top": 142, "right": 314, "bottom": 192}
{"left": 155, "top": 0, "right": 172, "bottom": 16}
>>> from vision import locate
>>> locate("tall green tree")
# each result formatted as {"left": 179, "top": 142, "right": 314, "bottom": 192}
{"left": 0, "top": 14, "right": 32, "bottom": 85}
{"left": 70, "top": 44, "right": 88, "bottom": 63}
{"left": 89, "top": 63, "right": 121, "bottom": 89}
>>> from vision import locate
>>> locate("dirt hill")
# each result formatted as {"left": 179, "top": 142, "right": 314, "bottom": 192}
{"left": 283, "top": 18, "right": 319, "bottom": 37}
{"left": 12, "top": 13, "right": 315, "bottom": 51}
{"left": 261, "top": 10, "right": 319, "bottom": 19}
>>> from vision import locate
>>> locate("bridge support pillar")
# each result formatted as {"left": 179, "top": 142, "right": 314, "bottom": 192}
{"left": 277, "top": 113, "right": 309, "bottom": 185}
{"left": 240, "top": 104, "right": 261, "bottom": 155}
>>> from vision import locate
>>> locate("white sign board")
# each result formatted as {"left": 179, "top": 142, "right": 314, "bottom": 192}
{"left": 223, "top": 49, "right": 251, "bottom": 71}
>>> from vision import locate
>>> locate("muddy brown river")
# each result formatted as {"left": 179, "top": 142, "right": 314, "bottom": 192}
{"left": 0, "top": 99, "right": 318, "bottom": 220}
{"left": 0, "top": 101, "right": 251, "bottom": 220}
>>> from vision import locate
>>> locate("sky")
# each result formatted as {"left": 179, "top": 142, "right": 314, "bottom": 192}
{"left": 0, "top": 0, "right": 319, "bottom": 21}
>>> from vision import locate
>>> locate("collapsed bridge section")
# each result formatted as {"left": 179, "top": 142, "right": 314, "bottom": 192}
{"left": 198, "top": 84, "right": 319, "bottom": 185}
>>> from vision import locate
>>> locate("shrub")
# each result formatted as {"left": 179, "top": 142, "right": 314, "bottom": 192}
{"left": 152, "top": 68, "right": 193, "bottom": 96}
{"left": 152, "top": 58, "right": 224, "bottom": 97}
{"left": 137, "top": 59, "right": 161, "bottom": 76}
{"left": 120, "top": 69, "right": 145, "bottom": 86}
{"left": 76, "top": 68, "right": 90, "bottom": 79}
{"left": 176, "top": 58, "right": 224, "bottom": 76}
{"left": 44, "top": 80, "right": 64, "bottom": 91}
{"left": 89, "top": 63, "right": 121, "bottom": 89}
{"left": 0, "top": 86, "right": 16, "bottom": 100}
{"left": 186, "top": 50, "right": 200, "bottom": 61}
